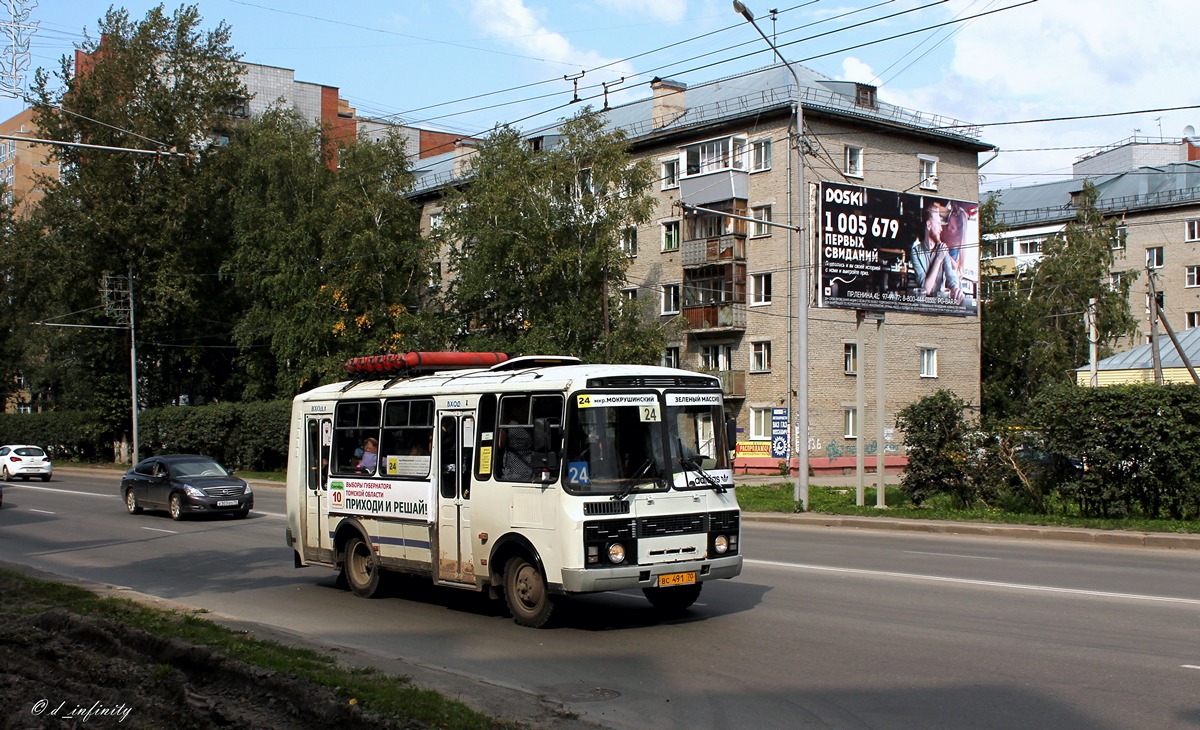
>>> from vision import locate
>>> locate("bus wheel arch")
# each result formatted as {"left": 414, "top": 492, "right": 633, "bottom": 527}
{"left": 334, "top": 520, "right": 381, "bottom": 598}
{"left": 490, "top": 535, "right": 555, "bottom": 628}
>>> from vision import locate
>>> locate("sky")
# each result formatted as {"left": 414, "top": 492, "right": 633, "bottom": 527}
{"left": 6, "top": 0, "right": 1197, "bottom": 192}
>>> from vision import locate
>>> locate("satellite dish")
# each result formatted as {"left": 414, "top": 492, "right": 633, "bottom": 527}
{"left": 1184, "top": 125, "right": 1196, "bottom": 138}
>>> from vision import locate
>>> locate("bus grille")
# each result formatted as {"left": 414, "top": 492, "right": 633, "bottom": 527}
{"left": 638, "top": 513, "right": 705, "bottom": 537}
{"left": 584, "top": 500, "right": 631, "bottom": 516}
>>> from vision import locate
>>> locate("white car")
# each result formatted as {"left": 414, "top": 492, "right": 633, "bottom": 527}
{"left": 0, "top": 445, "right": 52, "bottom": 482}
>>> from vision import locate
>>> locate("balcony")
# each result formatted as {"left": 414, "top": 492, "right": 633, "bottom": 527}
{"left": 682, "top": 303, "right": 746, "bottom": 334}
{"left": 679, "top": 168, "right": 748, "bottom": 206}
{"left": 701, "top": 369, "right": 747, "bottom": 399}
{"left": 682, "top": 234, "right": 746, "bottom": 267}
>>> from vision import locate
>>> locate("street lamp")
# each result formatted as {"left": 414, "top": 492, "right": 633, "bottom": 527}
{"left": 733, "top": 1, "right": 810, "bottom": 509}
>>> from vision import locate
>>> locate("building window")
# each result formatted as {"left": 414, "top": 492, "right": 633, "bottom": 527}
{"left": 701, "top": 344, "right": 733, "bottom": 371}
{"left": 621, "top": 226, "right": 638, "bottom": 257}
{"left": 1187, "top": 266, "right": 1199, "bottom": 288}
{"left": 661, "top": 284, "right": 681, "bottom": 315}
{"left": 845, "top": 146, "right": 863, "bottom": 177}
{"left": 1188, "top": 312, "right": 1200, "bottom": 329}
{"left": 1109, "top": 271, "right": 1127, "bottom": 291}
{"left": 843, "top": 407, "right": 858, "bottom": 439}
{"left": 1186, "top": 219, "right": 1200, "bottom": 242}
{"left": 661, "top": 158, "right": 679, "bottom": 189}
{"left": 621, "top": 287, "right": 638, "bottom": 303}
{"left": 751, "top": 273, "right": 772, "bottom": 305}
{"left": 662, "top": 220, "right": 680, "bottom": 251}
{"left": 1111, "top": 225, "right": 1127, "bottom": 251}
{"left": 920, "top": 347, "right": 938, "bottom": 378}
{"left": 752, "top": 341, "right": 771, "bottom": 372}
{"left": 428, "top": 210, "right": 443, "bottom": 232}
{"left": 16, "top": 404, "right": 31, "bottom": 414}
{"left": 918, "top": 155, "right": 938, "bottom": 190}
{"left": 844, "top": 343, "right": 857, "bottom": 375}
{"left": 751, "top": 205, "right": 772, "bottom": 237}
{"left": 1147, "top": 246, "right": 1164, "bottom": 269}
{"left": 1147, "top": 291, "right": 1164, "bottom": 312}
{"left": 1018, "top": 236, "right": 1043, "bottom": 255}
{"left": 751, "top": 139, "right": 771, "bottom": 171}
{"left": 662, "top": 346, "right": 680, "bottom": 368}
{"left": 684, "top": 135, "right": 747, "bottom": 176}
{"left": 750, "top": 407, "right": 770, "bottom": 440}
{"left": 986, "top": 237, "right": 1015, "bottom": 259}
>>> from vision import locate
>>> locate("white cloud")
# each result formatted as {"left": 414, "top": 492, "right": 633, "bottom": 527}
{"left": 879, "top": 0, "right": 1199, "bottom": 189}
{"left": 840, "top": 57, "right": 876, "bottom": 85}
{"left": 467, "top": 0, "right": 633, "bottom": 77}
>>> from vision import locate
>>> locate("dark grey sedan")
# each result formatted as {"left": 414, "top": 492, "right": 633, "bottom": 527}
{"left": 122, "top": 454, "right": 253, "bottom": 520}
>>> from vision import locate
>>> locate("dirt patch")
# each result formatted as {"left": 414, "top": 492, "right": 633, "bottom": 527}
{"left": 0, "top": 605, "right": 426, "bottom": 730}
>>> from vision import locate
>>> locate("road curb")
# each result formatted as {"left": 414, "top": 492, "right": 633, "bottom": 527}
{"left": 744, "top": 512, "right": 1200, "bottom": 550}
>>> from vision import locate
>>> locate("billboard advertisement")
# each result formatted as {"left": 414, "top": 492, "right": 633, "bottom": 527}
{"left": 817, "top": 181, "right": 979, "bottom": 317}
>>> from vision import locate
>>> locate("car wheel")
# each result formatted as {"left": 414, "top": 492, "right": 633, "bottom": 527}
{"left": 643, "top": 584, "right": 702, "bottom": 614}
{"left": 343, "top": 535, "right": 381, "bottom": 598}
{"left": 40, "top": 475, "right": 50, "bottom": 482}
{"left": 125, "top": 488, "right": 143, "bottom": 515}
{"left": 504, "top": 555, "right": 555, "bottom": 628}
{"left": 1, "top": 467, "right": 9, "bottom": 482}
{"left": 234, "top": 508, "right": 250, "bottom": 519}
{"left": 169, "top": 492, "right": 185, "bottom": 521}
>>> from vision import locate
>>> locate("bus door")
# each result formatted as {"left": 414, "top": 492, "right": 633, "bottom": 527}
{"left": 436, "top": 412, "right": 476, "bottom": 586}
{"left": 304, "top": 415, "right": 334, "bottom": 561}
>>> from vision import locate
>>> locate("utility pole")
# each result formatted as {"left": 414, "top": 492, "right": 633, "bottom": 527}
{"left": 1146, "top": 265, "right": 1163, "bottom": 385}
{"left": 1087, "top": 297, "right": 1098, "bottom": 387}
{"left": 102, "top": 273, "right": 139, "bottom": 463}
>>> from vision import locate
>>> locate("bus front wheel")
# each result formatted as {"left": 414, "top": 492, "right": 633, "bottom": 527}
{"left": 643, "top": 584, "right": 702, "bottom": 614}
{"left": 504, "top": 556, "right": 554, "bottom": 628}
{"left": 343, "top": 535, "right": 381, "bottom": 598}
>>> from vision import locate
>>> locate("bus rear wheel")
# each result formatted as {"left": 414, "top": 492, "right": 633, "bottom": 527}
{"left": 343, "top": 535, "right": 381, "bottom": 598}
{"left": 643, "top": 584, "right": 702, "bottom": 614}
{"left": 504, "top": 556, "right": 554, "bottom": 628}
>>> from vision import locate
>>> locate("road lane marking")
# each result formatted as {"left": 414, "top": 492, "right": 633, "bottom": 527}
{"left": 1182, "top": 665, "right": 1200, "bottom": 670}
{"left": 7, "top": 484, "right": 115, "bottom": 498}
{"left": 905, "top": 551, "right": 999, "bottom": 560}
{"left": 29, "top": 508, "right": 55, "bottom": 514}
{"left": 745, "top": 558, "right": 1200, "bottom": 606}
{"left": 141, "top": 527, "right": 177, "bottom": 534}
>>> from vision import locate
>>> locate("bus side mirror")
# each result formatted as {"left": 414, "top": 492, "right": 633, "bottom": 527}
{"left": 725, "top": 417, "right": 737, "bottom": 451}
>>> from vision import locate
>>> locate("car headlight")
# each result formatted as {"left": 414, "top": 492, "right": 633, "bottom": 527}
{"left": 607, "top": 543, "right": 626, "bottom": 564}
{"left": 242, "top": 482, "right": 252, "bottom": 495}
{"left": 184, "top": 485, "right": 205, "bottom": 498}
{"left": 714, "top": 534, "right": 729, "bottom": 554}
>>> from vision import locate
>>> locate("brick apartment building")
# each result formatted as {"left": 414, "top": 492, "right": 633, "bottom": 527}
{"left": 410, "top": 63, "right": 992, "bottom": 472}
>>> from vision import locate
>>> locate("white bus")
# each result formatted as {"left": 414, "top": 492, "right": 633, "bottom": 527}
{"left": 285, "top": 351, "right": 742, "bottom": 627}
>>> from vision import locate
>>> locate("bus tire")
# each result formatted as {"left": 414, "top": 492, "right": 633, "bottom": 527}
{"left": 343, "top": 535, "right": 381, "bottom": 598}
{"left": 504, "top": 556, "right": 554, "bottom": 628}
{"left": 643, "top": 584, "right": 702, "bottom": 613}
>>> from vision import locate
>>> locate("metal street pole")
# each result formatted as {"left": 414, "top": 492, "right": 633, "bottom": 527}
{"left": 733, "top": 0, "right": 810, "bottom": 509}
{"left": 128, "top": 271, "right": 139, "bottom": 464}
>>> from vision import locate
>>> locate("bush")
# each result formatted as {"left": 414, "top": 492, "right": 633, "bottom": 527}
{"left": 138, "top": 400, "right": 291, "bottom": 471}
{"left": 896, "top": 390, "right": 975, "bottom": 507}
{"left": 0, "top": 411, "right": 112, "bottom": 461}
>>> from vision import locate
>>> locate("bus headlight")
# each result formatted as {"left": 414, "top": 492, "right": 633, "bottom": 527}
{"left": 607, "top": 543, "right": 626, "bottom": 564}
{"left": 714, "top": 535, "right": 729, "bottom": 554}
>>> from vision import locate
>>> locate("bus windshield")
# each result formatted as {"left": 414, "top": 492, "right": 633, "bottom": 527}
{"left": 563, "top": 393, "right": 669, "bottom": 496}
{"left": 666, "top": 400, "right": 732, "bottom": 489}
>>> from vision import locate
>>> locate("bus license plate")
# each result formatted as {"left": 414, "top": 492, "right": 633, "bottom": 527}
{"left": 658, "top": 571, "right": 696, "bottom": 587}
{"left": 217, "top": 500, "right": 238, "bottom": 507}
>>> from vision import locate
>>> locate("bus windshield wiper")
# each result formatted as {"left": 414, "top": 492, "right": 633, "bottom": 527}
{"left": 677, "top": 440, "right": 726, "bottom": 493}
{"left": 612, "top": 458, "right": 657, "bottom": 501}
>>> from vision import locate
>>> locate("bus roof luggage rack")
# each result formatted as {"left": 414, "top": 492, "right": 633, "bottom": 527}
{"left": 489, "top": 355, "right": 582, "bottom": 371}
{"left": 344, "top": 351, "right": 509, "bottom": 379}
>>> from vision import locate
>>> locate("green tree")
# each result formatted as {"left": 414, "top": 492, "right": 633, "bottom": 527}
{"left": 218, "top": 111, "right": 441, "bottom": 397}
{"left": 441, "top": 109, "right": 669, "bottom": 363}
{"left": 11, "top": 4, "right": 245, "bottom": 419}
{"left": 980, "top": 183, "right": 1137, "bottom": 420}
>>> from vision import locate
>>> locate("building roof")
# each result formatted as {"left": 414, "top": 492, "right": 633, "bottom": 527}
{"left": 411, "top": 61, "right": 989, "bottom": 195}
{"left": 1080, "top": 326, "right": 1200, "bottom": 372}
{"left": 993, "top": 160, "right": 1200, "bottom": 228}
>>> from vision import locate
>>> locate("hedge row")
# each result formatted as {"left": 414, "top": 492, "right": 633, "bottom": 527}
{"left": 0, "top": 411, "right": 112, "bottom": 461}
{"left": 138, "top": 400, "right": 292, "bottom": 472}
{"left": 898, "top": 384, "right": 1200, "bottom": 520}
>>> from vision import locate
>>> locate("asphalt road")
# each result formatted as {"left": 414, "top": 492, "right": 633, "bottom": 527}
{"left": 3, "top": 469, "right": 1200, "bottom": 730}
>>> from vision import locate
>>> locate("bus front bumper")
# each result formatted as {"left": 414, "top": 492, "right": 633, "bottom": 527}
{"left": 558, "top": 555, "right": 743, "bottom": 594}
